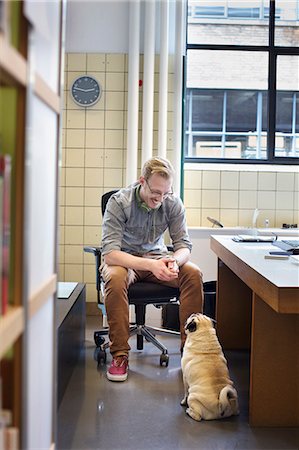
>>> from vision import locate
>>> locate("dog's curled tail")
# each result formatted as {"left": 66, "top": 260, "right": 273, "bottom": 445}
{"left": 219, "top": 385, "right": 239, "bottom": 418}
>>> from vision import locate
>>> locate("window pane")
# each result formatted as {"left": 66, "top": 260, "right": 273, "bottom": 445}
{"left": 189, "top": 90, "right": 223, "bottom": 131}
{"left": 187, "top": 0, "right": 269, "bottom": 46}
{"left": 187, "top": 50, "right": 268, "bottom": 90}
{"left": 185, "top": 50, "right": 268, "bottom": 160}
{"left": 275, "top": 55, "right": 299, "bottom": 158}
{"left": 276, "top": 92, "right": 293, "bottom": 133}
{"left": 275, "top": 0, "right": 299, "bottom": 46}
{"left": 226, "top": 91, "right": 257, "bottom": 132}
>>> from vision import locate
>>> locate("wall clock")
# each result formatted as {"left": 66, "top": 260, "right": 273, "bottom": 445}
{"left": 71, "top": 75, "right": 102, "bottom": 107}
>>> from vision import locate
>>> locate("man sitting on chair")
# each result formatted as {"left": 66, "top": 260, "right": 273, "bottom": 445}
{"left": 101, "top": 157, "right": 203, "bottom": 381}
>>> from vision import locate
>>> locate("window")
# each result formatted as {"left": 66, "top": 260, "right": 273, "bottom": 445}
{"left": 185, "top": 0, "right": 299, "bottom": 164}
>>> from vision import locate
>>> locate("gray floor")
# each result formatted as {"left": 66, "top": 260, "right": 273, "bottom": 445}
{"left": 57, "top": 317, "right": 298, "bottom": 450}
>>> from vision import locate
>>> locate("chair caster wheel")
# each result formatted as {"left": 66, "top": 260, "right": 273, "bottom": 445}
{"left": 94, "top": 331, "right": 105, "bottom": 347}
{"left": 160, "top": 353, "right": 169, "bottom": 367}
{"left": 94, "top": 347, "right": 107, "bottom": 365}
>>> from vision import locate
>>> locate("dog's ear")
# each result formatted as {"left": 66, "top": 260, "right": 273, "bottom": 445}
{"left": 186, "top": 318, "right": 197, "bottom": 333}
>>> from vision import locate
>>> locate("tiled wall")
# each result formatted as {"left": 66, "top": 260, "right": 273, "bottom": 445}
{"left": 184, "top": 167, "right": 299, "bottom": 228}
{"left": 59, "top": 52, "right": 298, "bottom": 305}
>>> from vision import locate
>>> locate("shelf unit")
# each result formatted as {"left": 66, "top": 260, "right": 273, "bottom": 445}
{"left": 0, "top": 1, "right": 65, "bottom": 448}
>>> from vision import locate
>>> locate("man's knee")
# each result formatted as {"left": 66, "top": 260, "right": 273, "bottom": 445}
{"left": 180, "top": 261, "right": 203, "bottom": 283}
{"left": 103, "top": 265, "right": 128, "bottom": 289}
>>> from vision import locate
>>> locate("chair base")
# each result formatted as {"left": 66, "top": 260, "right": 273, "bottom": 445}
{"left": 94, "top": 325, "right": 179, "bottom": 367}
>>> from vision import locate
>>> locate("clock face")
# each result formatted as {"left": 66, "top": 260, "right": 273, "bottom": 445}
{"left": 71, "top": 76, "right": 101, "bottom": 107}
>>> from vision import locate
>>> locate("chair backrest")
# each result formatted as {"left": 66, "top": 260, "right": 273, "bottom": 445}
{"left": 101, "top": 190, "right": 119, "bottom": 216}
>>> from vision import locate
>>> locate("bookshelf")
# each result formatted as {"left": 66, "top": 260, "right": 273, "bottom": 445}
{"left": 0, "top": 1, "right": 65, "bottom": 449}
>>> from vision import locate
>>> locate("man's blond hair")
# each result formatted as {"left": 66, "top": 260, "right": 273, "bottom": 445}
{"left": 142, "top": 157, "right": 174, "bottom": 181}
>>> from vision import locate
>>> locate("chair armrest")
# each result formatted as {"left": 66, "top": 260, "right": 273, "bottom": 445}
{"left": 84, "top": 246, "right": 102, "bottom": 256}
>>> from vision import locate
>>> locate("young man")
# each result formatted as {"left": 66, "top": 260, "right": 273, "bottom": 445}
{"left": 101, "top": 157, "right": 203, "bottom": 381}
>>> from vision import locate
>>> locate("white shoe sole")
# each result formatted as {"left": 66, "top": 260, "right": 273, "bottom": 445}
{"left": 106, "top": 371, "right": 128, "bottom": 382}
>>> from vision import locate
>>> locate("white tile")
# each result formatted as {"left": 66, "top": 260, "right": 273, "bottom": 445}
{"left": 85, "top": 129, "right": 104, "bottom": 148}
{"left": 105, "top": 130, "right": 124, "bottom": 149}
{"left": 184, "top": 190, "right": 201, "bottom": 208}
{"left": 106, "top": 72, "right": 125, "bottom": 91}
{"left": 202, "top": 171, "right": 220, "bottom": 189}
{"left": 184, "top": 171, "right": 202, "bottom": 189}
{"left": 257, "top": 191, "right": 276, "bottom": 209}
{"left": 185, "top": 208, "right": 201, "bottom": 227}
{"left": 104, "top": 149, "right": 124, "bottom": 168}
{"left": 103, "top": 168, "right": 123, "bottom": 187}
{"left": 202, "top": 190, "right": 220, "bottom": 208}
{"left": 65, "top": 168, "right": 84, "bottom": 187}
{"left": 84, "top": 225, "right": 102, "bottom": 246}
{"left": 219, "top": 209, "right": 238, "bottom": 227}
{"left": 84, "top": 187, "right": 103, "bottom": 207}
{"left": 239, "top": 172, "right": 258, "bottom": 190}
{"left": 65, "top": 226, "right": 84, "bottom": 245}
{"left": 105, "top": 91, "right": 125, "bottom": 110}
{"left": 276, "top": 172, "right": 295, "bottom": 191}
{"left": 64, "top": 264, "right": 83, "bottom": 282}
{"left": 84, "top": 206, "right": 101, "bottom": 226}
{"left": 66, "top": 110, "right": 85, "bottom": 128}
{"left": 87, "top": 54, "right": 106, "bottom": 72}
{"left": 65, "top": 206, "right": 84, "bottom": 225}
{"left": 59, "top": 186, "right": 65, "bottom": 206}
{"left": 65, "top": 245, "right": 84, "bottom": 264}
{"left": 238, "top": 209, "right": 255, "bottom": 227}
{"left": 220, "top": 190, "right": 239, "bottom": 209}
{"left": 275, "top": 210, "right": 295, "bottom": 228}
{"left": 106, "top": 54, "right": 125, "bottom": 72}
{"left": 105, "top": 110, "right": 124, "bottom": 130}
{"left": 239, "top": 190, "right": 257, "bottom": 209}
{"left": 66, "top": 129, "right": 85, "bottom": 148}
{"left": 83, "top": 264, "right": 98, "bottom": 283}
{"left": 220, "top": 171, "right": 239, "bottom": 190}
{"left": 65, "top": 187, "right": 84, "bottom": 206}
{"left": 258, "top": 172, "right": 276, "bottom": 190}
{"left": 67, "top": 53, "right": 87, "bottom": 71}
{"left": 59, "top": 206, "right": 65, "bottom": 225}
{"left": 65, "top": 148, "right": 85, "bottom": 167}
{"left": 86, "top": 110, "right": 105, "bottom": 129}
{"left": 276, "top": 191, "right": 294, "bottom": 210}
{"left": 84, "top": 168, "right": 104, "bottom": 187}
{"left": 85, "top": 148, "right": 104, "bottom": 168}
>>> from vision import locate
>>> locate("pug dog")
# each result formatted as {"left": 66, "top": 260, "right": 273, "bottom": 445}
{"left": 181, "top": 313, "right": 239, "bottom": 421}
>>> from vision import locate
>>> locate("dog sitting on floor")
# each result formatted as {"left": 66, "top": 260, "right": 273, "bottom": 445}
{"left": 181, "top": 313, "right": 239, "bottom": 421}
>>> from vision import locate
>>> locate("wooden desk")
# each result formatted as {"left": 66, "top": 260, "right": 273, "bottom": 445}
{"left": 211, "top": 236, "right": 299, "bottom": 427}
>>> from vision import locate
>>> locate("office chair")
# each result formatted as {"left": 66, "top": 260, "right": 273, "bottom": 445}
{"left": 84, "top": 190, "right": 180, "bottom": 367}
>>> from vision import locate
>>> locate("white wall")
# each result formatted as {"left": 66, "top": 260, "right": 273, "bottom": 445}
{"left": 65, "top": 0, "right": 177, "bottom": 54}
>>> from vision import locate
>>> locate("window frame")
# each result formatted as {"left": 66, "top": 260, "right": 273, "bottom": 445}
{"left": 184, "top": 0, "right": 299, "bottom": 165}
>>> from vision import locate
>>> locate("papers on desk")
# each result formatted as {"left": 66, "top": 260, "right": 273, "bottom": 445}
{"left": 58, "top": 282, "right": 78, "bottom": 299}
{"left": 232, "top": 235, "right": 276, "bottom": 243}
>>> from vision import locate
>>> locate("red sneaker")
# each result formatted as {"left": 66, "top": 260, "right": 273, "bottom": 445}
{"left": 107, "top": 355, "right": 129, "bottom": 382}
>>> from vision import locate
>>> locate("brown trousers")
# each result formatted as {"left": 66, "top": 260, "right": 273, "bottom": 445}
{"left": 101, "top": 261, "right": 204, "bottom": 357}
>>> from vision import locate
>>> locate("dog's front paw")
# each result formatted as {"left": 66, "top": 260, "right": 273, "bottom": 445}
{"left": 180, "top": 396, "right": 188, "bottom": 406}
{"left": 186, "top": 407, "right": 202, "bottom": 422}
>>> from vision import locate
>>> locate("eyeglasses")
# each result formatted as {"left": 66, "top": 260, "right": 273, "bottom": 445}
{"left": 145, "top": 179, "right": 173, "bottom": 200}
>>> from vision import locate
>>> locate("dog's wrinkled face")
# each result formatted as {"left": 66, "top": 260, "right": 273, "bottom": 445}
{"left": 185, "top": 313, "right": 215, "bottom": 334}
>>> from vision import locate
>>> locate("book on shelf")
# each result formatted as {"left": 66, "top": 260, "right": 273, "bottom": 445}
{"left": 0, "top": 155, "right": 11, "bottom": 316}
{"left": 0, "top": 0, "right": 10, "bottom": 41}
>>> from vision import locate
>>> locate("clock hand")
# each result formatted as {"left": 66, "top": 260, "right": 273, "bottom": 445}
{"left": 84, "top": 88, "right": 96, "bottom": 92}
{"left": 73, "top": 87, "right": 87, "bottom": 92}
